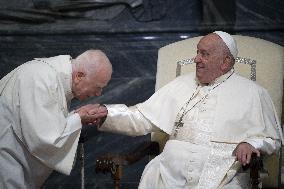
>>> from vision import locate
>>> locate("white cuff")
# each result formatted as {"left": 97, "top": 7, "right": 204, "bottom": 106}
{"left": 62, "top": 113, "right": 82, "bottom": 137}
{"left": 243, "top": 138, "right": 263, "bottom": 149}
{"left": 244, "top": 138, "right": 280, "bottom": 155}
{"left": 99, "top": 104, "right": 158, "bottom": 136}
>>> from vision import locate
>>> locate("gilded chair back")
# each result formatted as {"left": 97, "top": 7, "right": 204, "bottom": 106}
{"left": 152, "top": 35, "right": 284, "bottom": 188}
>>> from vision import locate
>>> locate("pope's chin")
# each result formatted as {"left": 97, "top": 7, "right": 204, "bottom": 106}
{"left": 196, "top": 73, "right": 207, "bottom": 84}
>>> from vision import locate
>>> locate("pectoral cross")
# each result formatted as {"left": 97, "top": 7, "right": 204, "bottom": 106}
{"left": 174, "top": 120, "right": 184, "bottom": 137}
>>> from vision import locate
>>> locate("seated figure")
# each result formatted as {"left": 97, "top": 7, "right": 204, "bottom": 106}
{"left": 94, "top": 31, "right": 283, "bottom": 188}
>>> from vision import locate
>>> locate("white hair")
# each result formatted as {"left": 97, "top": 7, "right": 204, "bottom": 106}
{"left": 73, "top": 49, "right": 112, "bottom": 79}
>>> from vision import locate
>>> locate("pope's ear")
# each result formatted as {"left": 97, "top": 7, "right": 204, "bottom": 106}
{"left": 221, "top": 56, "right": 232, "bottom": 71}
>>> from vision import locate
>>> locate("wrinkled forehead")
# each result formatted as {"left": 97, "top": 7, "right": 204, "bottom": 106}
{"left": 197, "top": 34, "right": 221, "bottom": 51}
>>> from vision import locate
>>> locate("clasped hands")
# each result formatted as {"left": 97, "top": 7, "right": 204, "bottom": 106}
{"left": 75, "top": 104, "right": 108, "bottom": 125}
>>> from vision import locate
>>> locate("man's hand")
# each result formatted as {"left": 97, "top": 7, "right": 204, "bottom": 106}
{"left": 75, "top": 104, "right": 107, "bottom": 125}
{"left": 233, "top": 142, "right": 261, "bottom": 166}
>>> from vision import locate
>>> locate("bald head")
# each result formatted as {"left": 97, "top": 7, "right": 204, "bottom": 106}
{"left": 73, "top": 49, "right": 112, "bottom": 77}
{"left": 72, "top": 49, "right": 112, "bottom": 100}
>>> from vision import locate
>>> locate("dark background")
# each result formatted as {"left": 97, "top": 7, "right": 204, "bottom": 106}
{"left": 0, "top": 0, "right": 283, "bottom": 188}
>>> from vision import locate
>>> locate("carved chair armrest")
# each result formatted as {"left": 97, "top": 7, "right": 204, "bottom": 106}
{"left": 95, "top": 141, "right": 160, "bottom": 189}
{"left": 242, "top": 153, "right": 267, "bottom": 189}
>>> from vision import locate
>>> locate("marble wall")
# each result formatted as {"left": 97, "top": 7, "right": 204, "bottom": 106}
{"left": 0, "top": 0, "right": 283, "bottom": 188}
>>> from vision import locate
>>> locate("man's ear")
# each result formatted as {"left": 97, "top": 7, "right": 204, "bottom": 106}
{"left": 221, "top": 56, "right": 232, "bottom": 71}
{"left": 74, "top": 71, "right": 86, "bottom": 83}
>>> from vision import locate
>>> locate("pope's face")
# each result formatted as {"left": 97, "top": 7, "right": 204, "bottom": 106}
{"left": 72, "top": 68, "right": 111, "bottom": 101}
{"left": 194, "top": 34, "right": 226, "bottom": 84}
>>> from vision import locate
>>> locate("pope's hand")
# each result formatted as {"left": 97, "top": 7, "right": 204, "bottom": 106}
{"left": 75, "top": 104, "right": 108, "bottom": 125}
{"left": 233, "top": 142, "right": 260, "bottom": 166}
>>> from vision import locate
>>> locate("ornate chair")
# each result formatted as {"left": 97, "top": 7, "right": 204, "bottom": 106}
{"left": 95, "top": 35, "right": 283, "bottom": 189}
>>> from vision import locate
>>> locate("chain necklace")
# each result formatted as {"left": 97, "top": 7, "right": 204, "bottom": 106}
{"left": 173, "top": 71, "right": 234, "bottom": 137}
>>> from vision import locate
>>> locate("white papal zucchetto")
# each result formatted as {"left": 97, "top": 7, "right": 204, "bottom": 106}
{"left": 213, "top": 31, "right": 238, "bottom": 59}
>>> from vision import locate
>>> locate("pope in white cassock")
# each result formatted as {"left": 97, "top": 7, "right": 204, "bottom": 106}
{"left": 94, "top": 31, "right": 284, "bottom": 188}
{"left": 0, "top": 49, "right": 112, "bottom": 189}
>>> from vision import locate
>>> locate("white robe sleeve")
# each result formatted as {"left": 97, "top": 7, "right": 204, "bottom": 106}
{"left": 244, "top": 138, "right": 281, "bottom": 155}
{"left": 18, "top": 70, "right": 82, "bottom": 175}
{"left": 98, "top": 104, "right": 160, "bottom": 136}
{"left": 242, "top": 87, "right": 282, "bottom": 155}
